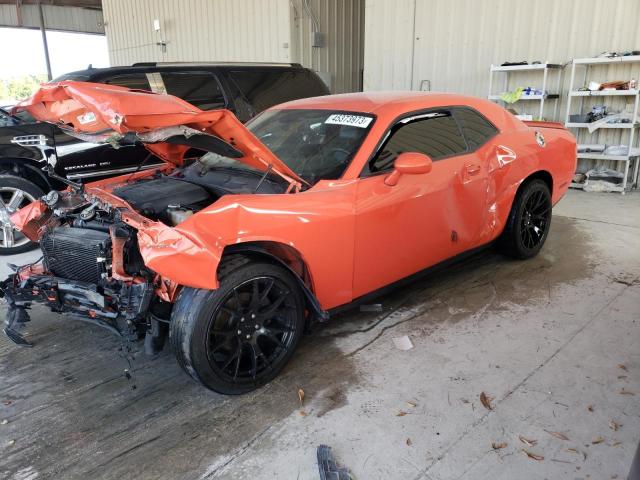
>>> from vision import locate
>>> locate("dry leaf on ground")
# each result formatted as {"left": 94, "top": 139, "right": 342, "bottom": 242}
{"left": 612, "top": 441, "right": 621, "bottom": 447}
{"left": 297, "top": 388, "right": 305, "bottom": 406}
{"left": 480, "top": 392, "right": 493, "bottom": 410}
{"left": 460, "top": 398, "right": 470, "bottom": 404}
{"left": 406, "top": 438, "right": 412, "bottom": 446}
{"left": 406, "top": 401, "right": 417, "bottom": 408}
{"left": 492, "top": 442, "right": 507, "bottom": 450}
{"left": 396, "top": 410, "right": 409, "bottom": 417}
{"left": 519, "top": 436, "right": 537, "bottom": 447}
{"left": 609, "top": 420, "right": 621, "bottom": 431}
{"left": 522, "top": 449, "right": 544, "bottom": 461}
{"left": 617, "top": 364, "right": 628, "bottom": 371}
{"left": 592, "top": 436, "right": 605, "bottom": 444}
{"left": 587, "top": 405, "right": 594, "bottom": 412}
{"left": 618, "top": 388, "right": 634, "bottom": 395}
{"left": 299, "top": 410, "right": 307, "bottom": 416}
{"left": 544, "top": 430, "right": 570, "bottom": 441}
{"left": 566, "top": 448, "right": 587, "bottom": 461}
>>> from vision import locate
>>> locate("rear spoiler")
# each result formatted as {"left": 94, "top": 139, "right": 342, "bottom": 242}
{"left": 522, "top": 120, "right": 567, "bottom": 130}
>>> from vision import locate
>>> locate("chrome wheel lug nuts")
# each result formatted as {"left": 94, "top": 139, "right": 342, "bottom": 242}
{"left": 240, "top": 317, "right": 245, "bottom": 322}
{"left": 251, "top": 313, "right": 256, "bottom": 319}
{"left": 255, "top": 324, "right": 259, "bottom": 329}
{"left": 246, "top": 334, "right": 251, "bottom": 339}
{"left": 237, "top": 330, "right": 242, "bottom": 335}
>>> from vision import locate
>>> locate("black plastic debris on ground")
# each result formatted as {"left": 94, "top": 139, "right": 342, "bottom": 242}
{"left": 317, "top": 444, "right": 350, "bottom": 480}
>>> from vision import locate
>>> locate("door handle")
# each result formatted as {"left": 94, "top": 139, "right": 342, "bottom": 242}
{"left": 465, "top": 164, "right": 481, "bottom": 175}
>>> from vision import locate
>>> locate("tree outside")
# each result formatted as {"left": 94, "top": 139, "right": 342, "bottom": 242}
{"left": 0, "top": 75, "right": 49, "bottom": 105}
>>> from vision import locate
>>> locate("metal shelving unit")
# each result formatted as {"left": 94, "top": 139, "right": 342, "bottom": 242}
{"left": 488, "top": 63, "right": 563, "bottom": 120}
{"left": 564, "top": 55, "right": 640, "bottom": 193}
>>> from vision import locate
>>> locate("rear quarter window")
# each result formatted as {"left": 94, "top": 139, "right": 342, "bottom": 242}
{"left": 453, "top": 107, "right": 498, "bottom": 150}
{"left": 229, "top": 69, "right": 329, "bottom": 113}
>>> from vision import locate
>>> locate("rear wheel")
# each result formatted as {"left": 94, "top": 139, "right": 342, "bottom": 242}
{"left": 0, "top": 175, "right": 44, "bottom": 255}
{"left": 498, "top": 179, "right": 552, "bottom": 259}
{"left": 170, "top": 260, "right": 305, "bottom": 394}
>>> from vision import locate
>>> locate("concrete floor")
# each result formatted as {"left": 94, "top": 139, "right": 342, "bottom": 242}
{"left": 1, "top": 189, "right": 639, "bottom": 480}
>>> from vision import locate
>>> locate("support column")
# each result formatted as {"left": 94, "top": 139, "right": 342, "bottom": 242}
{"left": 37, "top": 1, "right": 52, "bottom": 80}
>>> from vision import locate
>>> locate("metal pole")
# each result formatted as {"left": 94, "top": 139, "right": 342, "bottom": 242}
{"left": 37, "top": 1, "right": 52, "bottom": 81}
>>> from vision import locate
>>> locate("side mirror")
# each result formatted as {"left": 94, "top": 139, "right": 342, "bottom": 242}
{"left": 384, "top": 152, "right": 433, "bottom": 186}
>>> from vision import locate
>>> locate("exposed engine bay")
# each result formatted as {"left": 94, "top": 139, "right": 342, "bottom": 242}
{"left": 0, "top": 155, "right": 288, "bottom": 351}
{"left": 113, "top": 154, "right": 287, "bottom": 225}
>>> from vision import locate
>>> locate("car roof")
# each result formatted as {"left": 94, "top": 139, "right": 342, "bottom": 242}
{"left": 274, "top": 91, "right": 483, "bottom": 113}
{"left": 54, "top": 62, "right": 307, "bottom": 81}
{"left": 273, "top": 91, "right": 520, "bottom": 130}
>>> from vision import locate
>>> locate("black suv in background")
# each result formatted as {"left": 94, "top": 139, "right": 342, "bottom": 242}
{"left": 0, "top": 62, "right": 329, "bottom": 254}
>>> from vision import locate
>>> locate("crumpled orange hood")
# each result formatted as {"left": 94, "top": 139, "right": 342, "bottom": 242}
{"left": 14, "top": 81, "right": 305, "bottom": 187}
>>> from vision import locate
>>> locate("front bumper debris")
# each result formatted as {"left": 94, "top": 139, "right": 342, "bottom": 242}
{"left": 1, "top": 272, "right": 154, "bottom": 347}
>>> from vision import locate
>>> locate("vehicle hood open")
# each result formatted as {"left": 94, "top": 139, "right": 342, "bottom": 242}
{"left": 14, "top": 81, "right": 306, "bottom": 188}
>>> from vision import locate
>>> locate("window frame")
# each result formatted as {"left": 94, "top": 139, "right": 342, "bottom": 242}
{"left": 158, "top": 70, "right": 229, "bottom": 111}
{"left": 102, "top": 73, "right": 153, "bottom": 91}
{"left": 102, "top": 69, "right": 230, "bottom": 111}
{"left": 451, "top": 106, "right": 500, "bottom": 151}
{"left": 360, "top": 105, "right": 499, "bottom": 178}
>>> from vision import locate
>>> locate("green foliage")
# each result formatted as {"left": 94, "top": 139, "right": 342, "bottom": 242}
{"left": 0, "top": 75, "right": 48, "bottom": 102}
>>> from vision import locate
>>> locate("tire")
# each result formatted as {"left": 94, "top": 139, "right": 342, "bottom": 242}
{"left": 0, "top": 175, "right": 44, "bottom": 255}
{"left": 170, "top": 259, "right": 305, "bottom": 394}
{"left": 498, "top": 179, "right": 552, "bottom": 259}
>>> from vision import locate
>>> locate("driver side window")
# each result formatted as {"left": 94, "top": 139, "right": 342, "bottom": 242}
{"left": 368, "top": 111, "right": 467, "bottom": 173}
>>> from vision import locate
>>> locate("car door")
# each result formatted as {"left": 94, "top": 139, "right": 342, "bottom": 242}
{"left": 352, "top": 109, "right": 490, "bottom": 298}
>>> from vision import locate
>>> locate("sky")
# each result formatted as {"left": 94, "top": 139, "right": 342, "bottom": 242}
{"left": 0, "top": 27, "right": 109, "bottom": 80}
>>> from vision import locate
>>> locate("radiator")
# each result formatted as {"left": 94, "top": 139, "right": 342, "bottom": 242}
{"left": 41, "top": 227, "right": 111, "bottom": 284}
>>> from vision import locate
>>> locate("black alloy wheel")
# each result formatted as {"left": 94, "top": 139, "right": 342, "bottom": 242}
{"left": 171, "top": 260, "right": 305, "bottom": 394}
{"left": 520, "top": 187, "right": 551, "bottom": 250}
{"left": 499, "top": 179, "right": 552, "bottom": 259}
{"left": 206, "top": 276, "right": 298, "bottom": 383}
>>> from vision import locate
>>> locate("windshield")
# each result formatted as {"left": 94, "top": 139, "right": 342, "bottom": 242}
{"left": 246, "top": 109, "right": 374, "bottom": 184}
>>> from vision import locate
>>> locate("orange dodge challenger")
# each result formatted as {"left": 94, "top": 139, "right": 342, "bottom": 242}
{"left": 1, "top": 82, "right": 576, "bottom": 393}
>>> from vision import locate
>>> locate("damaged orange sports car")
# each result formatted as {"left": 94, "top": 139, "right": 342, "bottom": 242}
{"left": 1, "top": 82, "right": 576, "bottom": 393}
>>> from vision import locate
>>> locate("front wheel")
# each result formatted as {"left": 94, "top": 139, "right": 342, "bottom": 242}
{"left": 498, "top": 179, "right": 552, "bottom": 259}
{"left": 0, "top": 175, "right": 44, "bottom": 255}
{"left": 170, "top": 260, "right": 305, "bottom": 394}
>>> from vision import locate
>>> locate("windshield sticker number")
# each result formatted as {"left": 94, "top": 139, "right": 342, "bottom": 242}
{"left": 325, "top": 114, "right": 372, "bottom": 128}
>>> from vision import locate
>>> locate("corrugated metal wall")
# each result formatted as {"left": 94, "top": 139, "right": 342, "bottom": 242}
{"left": 289, "top": 0, "right": 364, "bottom": 93}
{"left": 102, "top": 0, "right": 292, "bottom": 65}
{"left": 102, "top": 0, "right": 364, "bottom": 93}
{"left": 364, "top": 0, "right": 640, "bottom": 96}
{"left": 364, "top": 0, "right": 640, "bottom": 175}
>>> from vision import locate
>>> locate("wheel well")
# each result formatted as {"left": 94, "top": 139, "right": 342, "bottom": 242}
{"left": 522, "top": 170, "right": 553, "bottom": 194}
{"left": 0, "top": 158, "right": 52, "bottom": 193}
{"left": 219, "top": 241, "right": 313, "bottom": 291}
{"left": 218, "top": 241, "right": 327, "bottom": 325}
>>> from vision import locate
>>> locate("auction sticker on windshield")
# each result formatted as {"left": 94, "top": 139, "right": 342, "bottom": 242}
{"left": 325, "top": 113, "right": 373, "bottom": 128}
